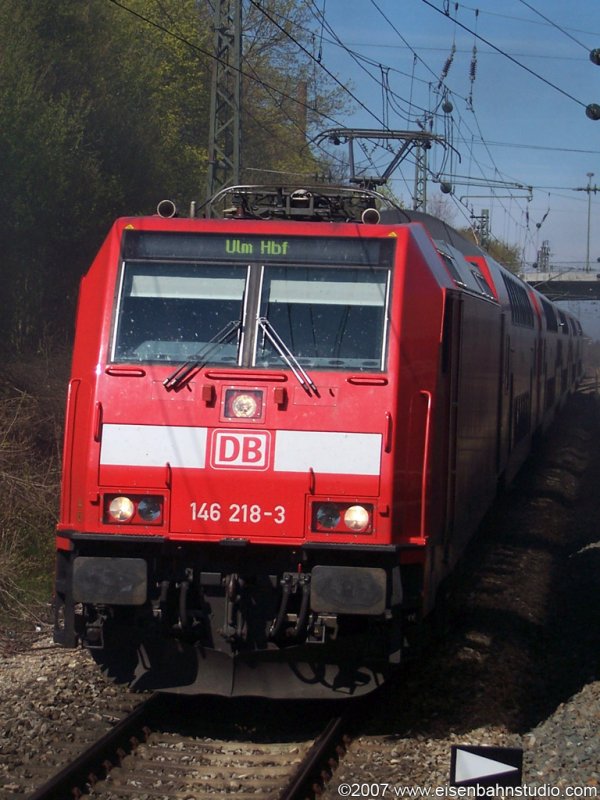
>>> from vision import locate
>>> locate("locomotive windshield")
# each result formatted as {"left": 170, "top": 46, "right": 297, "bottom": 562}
{"left": 113, "top": 263, "right": 247, "bottom": 363}
{"left": 112, "top": 231, "right": 393, "bottom": 371}
{"left": 255, "top": 267, "right": 388, "bottom": 370}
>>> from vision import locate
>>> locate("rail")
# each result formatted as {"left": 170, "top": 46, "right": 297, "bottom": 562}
{"left": 27, "top": 696, "right": 354, "bottom": 800}
{"left": 27, "top": 694, "right": 163, "bottom": 800}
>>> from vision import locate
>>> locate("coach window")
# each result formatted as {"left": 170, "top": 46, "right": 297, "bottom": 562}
{"left": 541, "top": 297, "right": 558, "bottom": 332}
{"left": 112, "top": 263, "right": 247, "bottom": 362}
{"left": 254, "top": 266, "right": 390, "bottom": 370}
{"left": 501, "top": 273, "right": 534, "bottom": 328}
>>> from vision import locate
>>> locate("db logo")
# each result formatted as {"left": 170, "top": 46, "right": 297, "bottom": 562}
{"left": 210, "top": 430, "right": 271, "bottom": 470}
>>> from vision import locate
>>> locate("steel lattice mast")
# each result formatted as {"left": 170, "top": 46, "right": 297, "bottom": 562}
{"left": 205, "top": 0, "right": 242, "bottom": 209}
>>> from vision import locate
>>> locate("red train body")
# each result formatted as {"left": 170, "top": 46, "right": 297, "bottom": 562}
{"left": 53, "top": 187, "right": 583, "bottom": 698}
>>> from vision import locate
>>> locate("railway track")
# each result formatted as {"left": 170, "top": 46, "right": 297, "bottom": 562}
{"left": 0, "top": 668, "right": 142, "bottom": 800}
{"left": 27, "top": 694, "right": 353, "bottom": 800}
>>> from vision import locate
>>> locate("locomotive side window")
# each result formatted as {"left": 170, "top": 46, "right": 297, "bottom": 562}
{"left": 438, "top": 252, "right": 466, "bottom": 287}
{"left": 255, "top": 267, "right": 389, "bottom": 370}
{"left": 112, "top": 263, "right": 247, "bottom": 362}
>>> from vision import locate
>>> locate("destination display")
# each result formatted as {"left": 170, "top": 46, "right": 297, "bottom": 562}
{"left": 122, "top": 230, "right": 394, "bottom": 267}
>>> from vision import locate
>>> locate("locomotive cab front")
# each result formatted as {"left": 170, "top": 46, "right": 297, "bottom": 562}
{"left": 54, "top": 187, "right": 461, "bottom": 698}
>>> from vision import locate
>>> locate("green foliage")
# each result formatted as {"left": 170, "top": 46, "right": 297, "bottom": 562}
{"left": 0, "top": 0, "right": 338, "bottom": 352}
{"left": 239, "top": 0, "right": 346, "bottom": 183}
{"left": 485, "top": 239, "right": 523, "bottom": 276}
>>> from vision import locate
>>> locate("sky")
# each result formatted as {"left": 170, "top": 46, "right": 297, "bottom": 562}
{"left": 309, "top": 0, "right": 600, "bottom": 277}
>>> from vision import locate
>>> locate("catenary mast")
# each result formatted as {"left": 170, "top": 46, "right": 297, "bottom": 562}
{"left": 205, "top": 0, "right": 242, "bottom": 209}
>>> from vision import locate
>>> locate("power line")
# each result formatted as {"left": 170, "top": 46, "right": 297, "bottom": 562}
{"left": 105, "top": 0, "right": 341, "bottom": 130}
{"left": 106, "top": 0, "right": 369, "bottom": 179}
{"left": 421, "top": 0, "right": 588, "bottom": 109}
{"left": 456, "top": 138, "right": 600, "bottom": 156}
{"left": 364, "top": 0, "right": 533, "bottom": 234}
{"left": 455, "top": 2, "right": 600, "bottom": 39}
{"left": 516, "top": 0, "right": 591, "bottom": 52}
{"left": 306, "top": 0, "right": 433, "bottom": 122}
{"left": 247, "top": 0, "right": 388, "bottom": 131}
{"left": 106, "top": 0, "right": 591, "bottom": 263}
{"left": 338, "top": 42, "right": 589, "bottom": 62}
{"left": 112, "top": 0, "right": 529, "bottom": 215}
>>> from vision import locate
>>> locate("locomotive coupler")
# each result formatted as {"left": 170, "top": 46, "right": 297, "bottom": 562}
{"left": 219, "top": 573, "right": 247, "bottom": 644}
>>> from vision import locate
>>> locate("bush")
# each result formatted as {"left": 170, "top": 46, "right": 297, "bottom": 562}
{"left": 0, "top": 352, "right": 68, "bottom": 623}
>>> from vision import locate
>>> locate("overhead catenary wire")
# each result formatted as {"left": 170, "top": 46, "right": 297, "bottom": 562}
{"left": 363, "top": 0, "right": 536, "bottom": 239}
{"left": 421, "top": 0, "right": 588, "bottom": 110}
{"left": 306, "top": 0, "right": 434, "bottom": 123}
{"left": 452, "top": 2, "right": 600, "bottom": 39}
{"left": 109, "top": 0, "right": 412, "bottom": 187}
{"left": 516, "top": 0, "right": 591, "bottom": 53}
{"left": 247, "top": 0, "right": 388, "bottom": 131}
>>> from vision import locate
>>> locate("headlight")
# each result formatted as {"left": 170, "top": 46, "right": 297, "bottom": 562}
{"left": 137, "top": 497, "right": 162, "bottom": 522}
{"left": 104, "top": 494, "right": 164, "bottom": 525}
{"left": 311, "top": 501, "right": 373, "bottom": 534}
{"left": 343, "top": 505, "right": 370, "bottom": 532}
{"left": 316, "top": 503, "right": 341, "bottom": 529}
{"left": 231, "top": 393, "right": 258, "bottom": 418}
{"left": 223, "top": 388, "right": 264, "bottom": 420}
{"left": 107, "top": 496, "right": 135, "bottom": 523}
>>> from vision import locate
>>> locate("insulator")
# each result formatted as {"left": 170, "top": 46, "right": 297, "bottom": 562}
{"left": 590, "top": 48, "right": 600, "bottom": 66}
{"left": 469, "top": 46, "right": 478, "bottom": 82}
{"left": 586, "top": 103, "right": 600, "bottom": 121}
{"left": 440, "top": 43, "right": 456, "bottom": 81}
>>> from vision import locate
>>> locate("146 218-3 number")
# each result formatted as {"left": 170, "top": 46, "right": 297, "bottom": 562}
{"left": 190, "top": 502, "right": 285, "bottom": 525}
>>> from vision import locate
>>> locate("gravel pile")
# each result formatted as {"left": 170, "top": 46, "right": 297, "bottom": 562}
{"left": 525, "top": 680, "right": 600, "bottom": 789}
{"left": 329, "top": 673, "right": 600, "bottom": 795}
{"left": 0, "top": 634, "right": 133, "bottom": 797}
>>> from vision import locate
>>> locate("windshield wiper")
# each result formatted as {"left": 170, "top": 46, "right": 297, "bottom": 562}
{"left": 163, "top": 319, "right": 241, "bottom": 391}
{"left": 257, "top": 317, "right": 318, "bottom": 396}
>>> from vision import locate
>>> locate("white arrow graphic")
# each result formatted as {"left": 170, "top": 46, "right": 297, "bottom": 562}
{"left": 455, "top": 749, "right": 520, "bottom": 782}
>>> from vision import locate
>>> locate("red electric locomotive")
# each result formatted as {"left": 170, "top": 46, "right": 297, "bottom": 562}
{"left": 53, "top": 186, "right": 583, "bottom": 698}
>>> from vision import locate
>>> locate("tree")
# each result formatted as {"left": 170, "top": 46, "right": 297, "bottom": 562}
{"left": 458, "top": 228, "right": 522, "bottom": 276}
{"left": 0, "top": 0, "right": 345, "bottom": 351}
{"left": 236, "top": 0, "right": 350, "bottom": 184}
